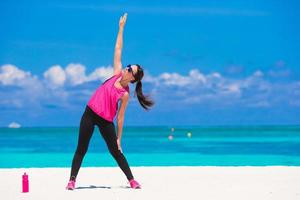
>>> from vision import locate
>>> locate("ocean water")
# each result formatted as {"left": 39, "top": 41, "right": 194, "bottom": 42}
{"left": 0, "top": 126, "right": 300, "bottom": 168}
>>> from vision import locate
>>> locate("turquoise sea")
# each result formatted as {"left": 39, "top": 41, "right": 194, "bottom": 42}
{"left": 1, "top": 126, "right": 300, "bottom": 168}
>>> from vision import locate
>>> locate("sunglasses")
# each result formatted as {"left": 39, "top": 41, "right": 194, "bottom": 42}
{"left": 126, "top": 65, "right": 135, "bottom": 76}
{"left": 126, "top": 64, "right": 142, "bottom": 83}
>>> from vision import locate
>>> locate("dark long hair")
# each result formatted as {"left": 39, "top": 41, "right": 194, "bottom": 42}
{"left": 130, "top": 64, "right": 154, "bottom": 110}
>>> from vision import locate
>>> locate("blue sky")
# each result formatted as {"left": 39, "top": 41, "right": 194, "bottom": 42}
{"left": 0, "top": 0, "right": 300, "bottom": 127}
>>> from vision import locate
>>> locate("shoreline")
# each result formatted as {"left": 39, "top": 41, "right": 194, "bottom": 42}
{"left": 1, "top": 166, "right": 300, "bottom": 200}
{"left": 1, "top": 165, "right": 300, "bottom": 169}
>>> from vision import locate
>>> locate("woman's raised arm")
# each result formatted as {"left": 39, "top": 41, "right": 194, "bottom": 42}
{"left": 113, "top": 13, "right": 127, "bottom": 75}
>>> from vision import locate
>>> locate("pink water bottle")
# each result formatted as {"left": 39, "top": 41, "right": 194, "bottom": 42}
{"left": 22, "top": 172, "right": 29, "bottom": 193}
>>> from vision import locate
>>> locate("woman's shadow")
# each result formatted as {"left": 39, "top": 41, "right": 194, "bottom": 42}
{"left": 76, "top": 185, "right": 130, "bottom": 190}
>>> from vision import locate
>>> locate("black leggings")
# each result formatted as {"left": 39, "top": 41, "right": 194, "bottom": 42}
{"left": 69, "top": 106, "right": 134, "bottom": 181}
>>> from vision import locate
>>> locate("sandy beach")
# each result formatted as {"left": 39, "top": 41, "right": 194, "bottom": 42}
{"left": 1, "top": 166, "right": 300, "bottom": 200}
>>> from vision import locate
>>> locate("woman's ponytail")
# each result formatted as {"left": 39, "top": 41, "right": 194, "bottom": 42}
{"left": 135, "top": 80, "right": 154, "bottom": 110}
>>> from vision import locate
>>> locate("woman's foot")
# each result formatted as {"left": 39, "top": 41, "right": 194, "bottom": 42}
{"left": 129, "top": 179, "right": 141, "bottom": 189}
{"left": 66, "top": 180, "right": 76, "bottom": 190}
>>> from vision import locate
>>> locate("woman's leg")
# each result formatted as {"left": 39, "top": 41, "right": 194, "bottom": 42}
{"left": 97, "top": 122, "right": 134, "bottom": 181}
{"left": 69, "top": 108, "right": 95, "bottom": 181}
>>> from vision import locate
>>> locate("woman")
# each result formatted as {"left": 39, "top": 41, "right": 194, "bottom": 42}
{"left": 66, "top": 13, "right": 154, "bottom": 190}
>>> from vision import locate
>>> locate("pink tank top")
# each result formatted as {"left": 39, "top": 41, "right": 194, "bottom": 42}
{"left": 87, "top": 72, "right": 129, "bottom": 122}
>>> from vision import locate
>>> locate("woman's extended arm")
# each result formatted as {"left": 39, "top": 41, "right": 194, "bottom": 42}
{"left": 116, "top": 92, "right": 129, "bottom": 153}
{"left": 113, "top": 13, "right": 127, "bottom": 75}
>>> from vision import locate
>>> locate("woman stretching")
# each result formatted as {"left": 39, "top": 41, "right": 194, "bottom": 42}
{"left": 66, "top": 13, "right": 154, "bottom": 190}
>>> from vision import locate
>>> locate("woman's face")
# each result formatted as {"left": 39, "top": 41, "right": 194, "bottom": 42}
{"left": 124, "top": 65, "right": 138, "bottom": 82}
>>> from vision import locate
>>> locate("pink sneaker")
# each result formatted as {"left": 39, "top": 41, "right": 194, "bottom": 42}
{"left": 129, "top": 179, "right": 141, "bottom": 189}
{"left": 66, "top": 180, "right": 76, "bottom": 190}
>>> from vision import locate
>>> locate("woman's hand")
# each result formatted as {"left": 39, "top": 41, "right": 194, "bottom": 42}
{"left": 117, "top": 138, "right": 123, "bottom": 154}
{"left": 119, "top": 13, "right": 127, "bottom": 29}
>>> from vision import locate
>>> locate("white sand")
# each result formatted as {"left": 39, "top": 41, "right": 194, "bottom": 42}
{"left": 1, "top": 166, "right": 300, "bottom": 200}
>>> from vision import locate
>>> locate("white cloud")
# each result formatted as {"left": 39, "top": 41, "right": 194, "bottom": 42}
{"left": 189, "top": 69, "right": 207, "bottom": 84}
{"left": 0, "top": 64, "right": 32, "bottom": 85}
{"left": 145, "top": 69, "right": 269, "bottom": 103}
{"left": 155, "top": 69, "right": 206, "bottom": 87}
{"left": 42, "top": 64, "right": 113, "bottom": 88}
{"left": 147, "top": 68, "right": 277, "bottom": 106}
{"left": 143, "top": 73, "right": 159, "bottom": 85}
{"left": 0, "top": 65, "right": 43, "bottom": 106}
{"left": 1, "top": 63, "right": 299, "bottom": 111}
{"left": 65, "top": 63, "right": 87, "bottom": 86}
{"left": 224, "top": 84, "right": 241, "bottom": 94}
{"left": 86, "top": 66, "right": 113, "bottom": 82}
{"left": 43, "top": 65, "right": 66, "bottom": 88}
{"left": 210, "top": 72, "right": 221, "bottom": 78}
{"left": 159, "top": 72, "right": 190, "bottom": 86}
{"left": 64, "top": 63, "right": 113, "bottom": 85}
